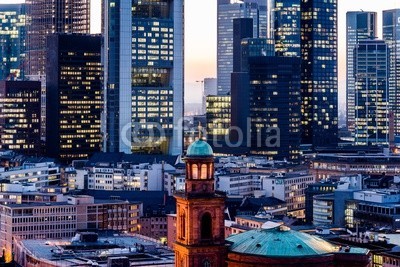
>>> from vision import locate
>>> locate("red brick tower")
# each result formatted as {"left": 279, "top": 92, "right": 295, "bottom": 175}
{"left": 174, "top": 139, "right": 226, "bottom": 267}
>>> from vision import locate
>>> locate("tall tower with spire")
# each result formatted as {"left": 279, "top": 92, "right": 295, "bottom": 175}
{"left": 174, "top": 139, "right": 226, "bottom": 267}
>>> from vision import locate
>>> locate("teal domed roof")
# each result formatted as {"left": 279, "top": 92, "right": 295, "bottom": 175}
{"left": 227, "top": 226, "right": 339, "bottom": 257}
{"left": 186, "top": 139, "right": 213, "bottom": 157}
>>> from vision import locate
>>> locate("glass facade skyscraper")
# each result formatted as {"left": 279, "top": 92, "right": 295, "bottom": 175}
{"left": 270, "top": 0, "right": 301, "bottom": 57}
{"left": 270, "top": 0, "right": 338, "bottom": 148}
{"left": 383, "top": 9, "right": 400, "bottom": 136}
{"left": 354, "top": 40, "right": 389, "bottom": 145}
{"left": 25, "top": 0, "right": 90, "bottom": 79}
{"left": 0, "top": 4, "right": 25, "bottom": 80}
{"left": 300, "top": 0, "right": 338, "bottom": 147}
{"left": 346, "top": 11, "right": 377, "bottom": 134}
{"left": 46, "top": 34, "right": 103, "bottom": 161}
{"left": 103, "top": 0, "right": 183, "bottom": 155}
{"left": 0, "top": 81, "right": 41, "bottom": 156}
{"left": 217, "top": 0, "right": 267, "bottom": 95}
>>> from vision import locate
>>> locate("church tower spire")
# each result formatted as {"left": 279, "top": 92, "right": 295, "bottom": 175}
{"left": 174, "top": 139, "right": 226, "bottom": 267}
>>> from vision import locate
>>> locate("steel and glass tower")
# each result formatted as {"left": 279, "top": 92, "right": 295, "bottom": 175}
{"left": 103, "top": 0, "right": 184, "bottom": 155}
{"left": 383, "top": 9, "right": 400, "bottom": 136}
{"left": 270, "top": 0, "right": 338, "bottom": 148}
{"left": 300, "top": 0, "right": 338, "bottom": 147}
{"left": 346, "top": 11, "right": 377, "bottom": 134}
{"left": 25, "top": 0, "right": 90, "bottom": 79}
{"left": 217, "top": 0, "right": 267, "bottom": 95}
{"left": 270, "top": 0, "right": 301, "bottom": 57}
{"left": 354, "top": 40, "right": 389, "bottom": 145}
{"left": 0, "top": 4, "right": 25, "bottom": 80}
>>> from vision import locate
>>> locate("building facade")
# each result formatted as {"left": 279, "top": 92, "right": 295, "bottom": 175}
{"left": 25, "top": 0, "right": 90, "bottom": 79}
{"left": 103, "top": 0, "right": 183, "bottom": 155}
{"left": 206, "top": 95, "right": 231, "bottom": 148}
{"left": 45, "top": 34, "right": 102, "bottom": 161}
{"left": 0, "top": 195, "right": 140, "bottom": 261}
{"left": 261, "top": 173, "right": 315, "bottom": 218}
{"left": 270, "top": 0, "right": 301, "bottom": 57}
{"left": 217, "top": 0, "right": 266, "bottom": 95}
{"left": 383, "top": 9, "right": 400, "bottom": 137}
{"left": 354, "top": 40, "right": 389, "bottom": 145}
{"left": 300, "top": 0, "right": 338, "bottom": 147}
{"left": 0, "top": 4, "right": 26, "bottom": 80}
{"left": 346, "top": 12, "right": 377, "bottom": 133}
{"left": 0, "top": 81, "right": 41, "bottom": 155}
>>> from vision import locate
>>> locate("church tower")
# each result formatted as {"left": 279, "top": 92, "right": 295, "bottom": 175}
{"left": 174, "top": 139, "right": 226, "bottom": 267}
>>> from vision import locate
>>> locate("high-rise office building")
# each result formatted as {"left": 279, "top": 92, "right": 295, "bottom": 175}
{"left": 383, "top": 9, "right": 400, "bottom": 136}
{"left": 346, "top": 11, "right": 377, "bottom": 134}
{"left": 0, "top": 81, "right": 41, "bottom": 155}
{"left": 270, "top": 0, "right": 338, "bottom": 148}
{"left": 0, "top": 4, "right": 26, "bottom": 80}
{"left": 103, "top": 0, "right": 184, "bottom": 155}
{"left": 25, "top": 0, "right": 90, "bottom": 79}
{"left": 354, "top": 40, "right": 389, "bottom": 146}
{"left": 202, "top": 78, "right": 217, "bottom": 115}
{"left": 217, "top": 0, "right": 267, "bottom": 95}
{"left": 25, "top": 0, "right": 90, "bottom": 144}
{"left": 206, "top": 95, "right": 231, "bottom": 146}
{"left": 300, "top": 0, "right": 338, "bottom": 147}
{"left": 270, "top": 0, "right": 301, "bottom": 57}
{"left": 46, "top": 34, "right": 102, "bottom": 161}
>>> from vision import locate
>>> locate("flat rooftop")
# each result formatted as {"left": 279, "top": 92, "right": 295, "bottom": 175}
{"left": 20, "top": 235, "right": 174, "bottom": 266}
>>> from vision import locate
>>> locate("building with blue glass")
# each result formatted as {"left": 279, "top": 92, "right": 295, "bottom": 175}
{"left": 217, "top": 0, "right": 267, "bottom": 96}
{"left": 354, "top": 39, "right": 389, "bottom": 146}
{"left": 270, "top": 0, "right": 338, "bottom": 148}
{"left": 383, "top": 9, "right": 400, "bottom": 137}
{"left": 346, "top": 11, "right": 377, "bottom": 134}
{"left": 103, "top": 0, "right": 183, "bottom": 155}
{"left": 300, "top": 0, "right": 338, "bottom": 148}
{"left": 0, "top": 4, "right": 25, "bottom": 80}
{"left": 269, "top": 0, "right": 301, "bottom": 57}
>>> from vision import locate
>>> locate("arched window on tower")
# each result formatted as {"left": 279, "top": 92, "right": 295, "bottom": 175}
{"left": 200, "top": 212, "right": 212, "bottom": 240}
{"left": 203, "top": 259, "right": 211, "bottom": 267}
{"left": 192, "top": 164, "right": 198, "bottom": 179}
{"left": 208, "top": 163, "right": 213, "bottom": 178}
{"left": 180, "top": 211, "right": 186, "bottom": 239}
{"left": 200, "top": 164, "right": 208, "bottom": 179}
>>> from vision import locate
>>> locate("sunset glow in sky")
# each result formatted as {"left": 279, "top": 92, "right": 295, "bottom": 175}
{"left": 2, "top": 0, "right": 400, "bottom": 106}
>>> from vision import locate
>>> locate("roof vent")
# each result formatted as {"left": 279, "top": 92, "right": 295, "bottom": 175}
{"left": 274, "top": 238, "right": 281, "bottom": 241}
{"left": 256, "top": 244, "right": 261, "bottom": 248}
{"left": 297, "top": 244, "right": 303, "bottom": 249}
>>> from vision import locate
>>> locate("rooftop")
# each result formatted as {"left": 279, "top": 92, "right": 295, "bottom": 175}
{"left": 19, "top": 235, "right": 174, "bottom": 267}
{"left": 186, "top": 139, "right": 213, "bottom": 157}
{"left": 226, "top": 226, "right": 369, "bottom": 258}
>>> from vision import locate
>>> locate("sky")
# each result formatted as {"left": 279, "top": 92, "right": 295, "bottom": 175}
{"left": 2, "top": 0, "right": 400, "bottom": 107}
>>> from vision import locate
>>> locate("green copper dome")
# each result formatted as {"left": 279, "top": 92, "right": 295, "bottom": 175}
{"left": 227, "top": 226, "right": 339, "bottom": 257}
{"left": 186, "top": 139, "right": 213, "bottom": 157}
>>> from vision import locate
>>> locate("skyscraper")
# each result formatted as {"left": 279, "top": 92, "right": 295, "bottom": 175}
{"left": 217, "top": 0, "right": 267, "bottom": 95}
{"left": 25, "top": 0, "right": 90, "bottom": 79}
{"left": 0, "top": 81, "right": 41, "bottom": 155}
{"left": 25, "top": 0, "right": 91, "bottom": 143}
{"left": 346, "top": 11, "right": 377, "bottom": 134}
{"left": 354, "top": 40, "right": 389, "bottom": 145}
{"left": 270, "top": 0, "right": 301, "bottom": 57}
{"left": 46, "top": 34, "right": 102, "bottom": 161}
{"left": 270, "top": 0, "right": 338, "bottom": 148}
{"left": 103, "top": 0, "right": 184, "bottom": 155}
{"left": 202, "top": 78, "right": 217, "bottom": 115}
{"left": 0, "top": 4, "right": 26, "bottom": 80}
{"left": 383, "top": 9, "right": 400, "bottom": 136}
{"left": 300, "top": 0, "right": 338, "bottom": 147}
